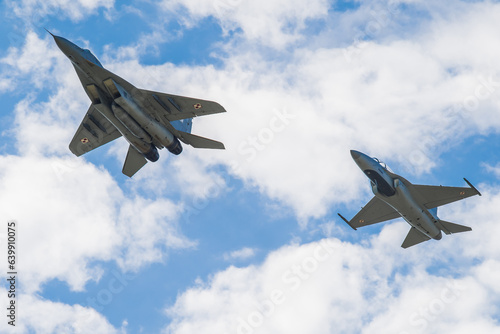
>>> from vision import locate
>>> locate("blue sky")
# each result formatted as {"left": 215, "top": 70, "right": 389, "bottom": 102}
{"left": 2, "top": 0, "right": 500, "bottom": 333}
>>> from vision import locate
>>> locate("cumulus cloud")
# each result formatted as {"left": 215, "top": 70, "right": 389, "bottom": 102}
{"left": 0, "top": 153, "right": 195, "bottom": 294}
{"left": 4, "top": 2, "right": 499, "bottom": 296}
{"left": 0, "top": 33, "right": 195, "bottom": 296}
{"left": 5, "top": 0, "right": 114, "bottom": 22}
{"left": 8, "top": 0, "right": 500, "bottom": 228}
{"left": 1, "top": 31, "right": 62, "bottom": 92}
{"left": 162, "top": 174, "right": 500, "bottom": 333}
{"left": 163, "top": 188, "right": 500, "bottom": 334}
{"left": 124, "top": 0, "right": 500, "bottom": 223}
{"left": 482, "top": 162, "right": 500, "bottom": 180}
{"left": 4, "top": 1, "right": 500, "bottom": 332}
{"left": 161, "top": 0, "right": 330, "bottom": 48}
{"left": 223, "top": 247, "right": 257, "bottom": 261}
{"left": 0, "top": 289, "right": 123, "bottom": 333}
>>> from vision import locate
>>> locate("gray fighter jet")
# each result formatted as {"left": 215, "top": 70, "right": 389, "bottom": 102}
{"left": 49, "top": 31, "right": 225, "bottom": 177}
{"left": 338, "top": 150, "right": 481, "bottom": 248}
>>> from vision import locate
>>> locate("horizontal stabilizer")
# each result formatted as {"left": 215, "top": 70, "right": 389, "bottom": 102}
{"left": 176, "top": 131, "right": 225, "bottom": 149}
{"left": 437, "top": 220, "right": 472, "bottom": 235}
{"left": 122, "top": 145, "right": 147, "bottom": 177}
{"left": 401, "top": 227, "right": 431, "bottom": 249}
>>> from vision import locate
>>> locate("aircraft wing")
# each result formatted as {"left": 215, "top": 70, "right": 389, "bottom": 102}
{"left": 69, "top": 105, "right": 122, "bottom": 156}
{"left": 414, "top": 179, "right": 481, "bottom": 209}
{"left": 339, "top": 196, "right": 400, "bottom": 230}
{"left": 141, "top": 89, "right": 227, "bottom": 122}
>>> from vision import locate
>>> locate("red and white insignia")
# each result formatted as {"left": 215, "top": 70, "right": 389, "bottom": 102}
{"left": 81, "top": 138, "right": 89, "bottom": 144}
{"left": 194, "top": 103, "right": 202, "bottom": 109}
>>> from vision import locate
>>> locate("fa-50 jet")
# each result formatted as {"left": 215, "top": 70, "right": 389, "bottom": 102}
{"left": 338, "top": 150, "right": 481, "bottom": 248}
{"left": 49, "top": 31, "right": 225, "bottom": 177}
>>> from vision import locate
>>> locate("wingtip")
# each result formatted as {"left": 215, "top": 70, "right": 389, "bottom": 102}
{"left": 338, "top": 213, "right": 357, "bottom": 231}
{"left": 464, "top": 178, "right": 481, "bottom": 196}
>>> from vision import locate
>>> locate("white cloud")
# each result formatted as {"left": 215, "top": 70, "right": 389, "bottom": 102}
{"left": 102, "top": 42, "right": 472, "bottom": 221}
{"left": 6, "top": 0, "right": 114, "bottom": 22}
{"left": 162, "top": 233, "right": 405, "bottom": 333}
{"left": 482, "top": 162, "right": 500, "bottom": 180}
{"left": 223, "top": 247, "right": 257, "bottom": 261}
{"left": 163, "top": 187, "right": 500, "bottom": 334}
{"left": 1, "top": 31, "right": 62, "bottom": 92}
{"left": 0, "top": 153, "right": 194, "bottom": 294}
{"left": 2, "top": 1, "right": 500, "bottom": 333}
{"left": 0, "top": 289, "right": 123, "bottom": 333}
{"left": 136, "top": 1, "right": 500, "bottom": 222}
{"left": 7, "top": 2, "right": 500, "bottom": 225}
{"left": 161, "top": 0, "right": 330, "bottom": 48}
{"left": 0, "top": 33, "right": 196, "bottom": 295}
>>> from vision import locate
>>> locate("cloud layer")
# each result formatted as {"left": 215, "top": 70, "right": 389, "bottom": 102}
{"left": 163, "top": 190, "right": 499, "bottom": 334}
{"left": 3, "top": 0, "right": 500, "bottom": 333}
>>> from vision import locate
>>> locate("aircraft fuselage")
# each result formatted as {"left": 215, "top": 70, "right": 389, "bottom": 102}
{"left": 351, "top": 150, "right": 442, "bottom": 240}
{"left": 52, "top": 33, "right": 181, "bottom": 161}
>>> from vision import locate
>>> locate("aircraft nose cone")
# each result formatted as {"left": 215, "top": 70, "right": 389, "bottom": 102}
{"left": 46, "top": 30, "right": 72, "bottom": 55}
{"left": 44, "top": 28, "right": 55, "bottom": 37}
{"left": 53, "top": 35, "right": 65, "bottom": 49}
{"left": 350, "top": 150, "right": 362, "bottom": 160}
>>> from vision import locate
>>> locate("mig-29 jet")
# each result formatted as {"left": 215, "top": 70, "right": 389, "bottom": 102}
{"left": 49, "top": 31, "right": 226, "bottom": 177}
{"left": 338, "top": 150, "right": 481, "bottom": 248}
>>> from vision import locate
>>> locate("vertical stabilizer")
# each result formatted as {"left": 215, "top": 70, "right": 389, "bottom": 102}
{"left": 122, "top": 145, "right": 147, "bottom": 177}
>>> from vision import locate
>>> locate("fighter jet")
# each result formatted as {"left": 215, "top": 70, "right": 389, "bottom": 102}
{"left": 338, "top": 150, "right": 481, "bottom": 248}
{"left": 49, "top": 31, "right": 226, "bottom": 177}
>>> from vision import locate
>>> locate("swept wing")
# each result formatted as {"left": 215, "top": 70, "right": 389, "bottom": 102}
{"left": 80, "top": 60, "right": 227, "bottom": 122}
{"left": 413, "top": 179, "right": 481, "bottom": 209}
{"left": 141, "top": 89, "right": 227, "bottom": 122}
{"left": 339, "top": 196, "right": 400, "bottom": 230}
{"left": 69, "top": 105, "right": 121, "bottom": 156}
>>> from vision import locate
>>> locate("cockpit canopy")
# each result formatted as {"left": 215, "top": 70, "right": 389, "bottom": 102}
{"left": 373, "top": 157, "right": 393, "bottom": 172}
{"left": 82, "top": 48, "right": 103, "bottom": 68}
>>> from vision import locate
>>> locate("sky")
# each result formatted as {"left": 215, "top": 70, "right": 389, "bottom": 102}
{"left": 2, "top": 0, "right": 500, "bottom": 333}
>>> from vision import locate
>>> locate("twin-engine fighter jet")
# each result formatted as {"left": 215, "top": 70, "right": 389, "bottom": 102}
{"left": 338, "top": 150, "right": 481, "bottom": 248}
{"left": 49, "top": 31, "right": 226, "bottom": 177}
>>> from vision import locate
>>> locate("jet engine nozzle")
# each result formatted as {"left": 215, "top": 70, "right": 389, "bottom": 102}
{"left": 143, "top": 145, "right": 159, "bottom": 162}
{"left": 167, "top": 137, "right": 183, "bottom": 155}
